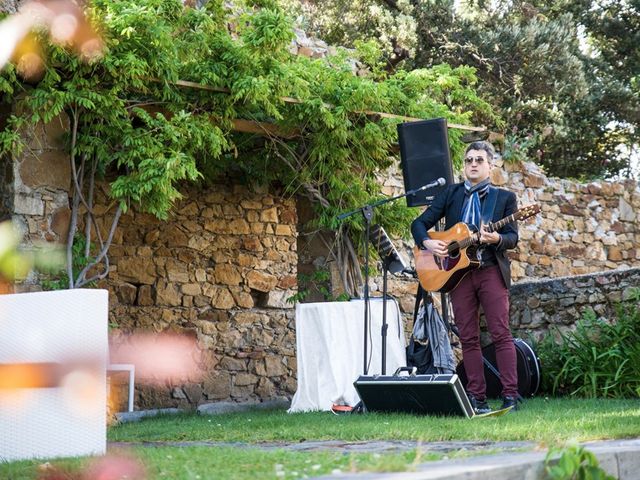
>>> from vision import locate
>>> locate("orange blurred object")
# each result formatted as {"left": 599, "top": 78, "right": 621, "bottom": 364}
{"left": 61, "top": 369, "right": 104, "bottom": 417}
{"left": 49, "top": 12, "right": 79, "bottom": 44}
{"left": 78, "top": 36, "right": 104, "bottom": 61}
{"left": 16, "top": 51, "right": 45, "bottom": 82}
{"left": 0, "top": 360, "right": 102, "bottom": 388}
{"left": 36, "top": 0, "right": 104, "bottom": 60}
{"left": 0, "top": 278, "right": 14, "bottom": 294}
{"left": 0, "top": 362, "right": 59, "bottom": 389}
{"left": 11, "top": 32, "right": 45, "bottom": 82}
{"left": 36, "top": 454, "right": 147, "bottom": 480}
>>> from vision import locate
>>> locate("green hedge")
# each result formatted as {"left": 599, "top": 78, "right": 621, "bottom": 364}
{"left": 537, "top": 289, "right": 640, "bottom": 398}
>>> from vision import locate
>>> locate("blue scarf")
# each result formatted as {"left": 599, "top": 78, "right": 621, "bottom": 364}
{"left": 461, "top": 179, "right": 491, "bottom": 228}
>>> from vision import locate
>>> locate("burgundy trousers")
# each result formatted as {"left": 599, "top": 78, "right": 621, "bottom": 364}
{"left": 449, "top": 265, "right": 518, "bottom": 399}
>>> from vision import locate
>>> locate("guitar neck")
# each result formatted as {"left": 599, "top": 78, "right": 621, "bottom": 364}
{"left": 454, "top": 205, "right": 538, "bottom": 248}
{"left": 460, "top": 214, "right": 516, "bottom": 247}
{"left": 488, "top": 213, "right": 518, "bottom": 232}
{"left": 459, "top": 236, "right": 475, "bottom": 249}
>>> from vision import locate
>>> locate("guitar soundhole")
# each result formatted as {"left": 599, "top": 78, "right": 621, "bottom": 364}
{"left": 448, "top": 242, "right": 460, "bottom": 259}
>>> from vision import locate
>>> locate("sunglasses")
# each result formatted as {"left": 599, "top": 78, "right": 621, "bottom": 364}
{"left": 464, "top": 156, "right": 486, "bottom": 165}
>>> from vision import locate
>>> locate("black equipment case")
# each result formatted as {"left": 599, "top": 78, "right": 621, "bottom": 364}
{"left": 354, "top": 370, "right": 474, "bottom": 418}
{"left": 457, "top": 338, "right": 541, "bottom": 399}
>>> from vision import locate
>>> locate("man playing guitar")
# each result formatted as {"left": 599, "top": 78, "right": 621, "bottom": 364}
{"left": 411, "top": 141, "right": 519, "bottom": 414}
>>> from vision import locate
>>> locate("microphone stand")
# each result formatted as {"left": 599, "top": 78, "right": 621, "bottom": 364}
{"left": 369, "top": 223, "right": 407, "bottom": 375}
{"left": 336, "top": 180, "right": 443, "bottom": 375}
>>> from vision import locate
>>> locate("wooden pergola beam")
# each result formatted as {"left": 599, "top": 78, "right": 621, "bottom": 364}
{"left": 152, "top": 78, "right": 489, "bottom": 133}
{"left": 231, "top": 118, "right": 298, "bottom": 139}
{"left": 134, "top": 101, "right": 299, "bottom": 139}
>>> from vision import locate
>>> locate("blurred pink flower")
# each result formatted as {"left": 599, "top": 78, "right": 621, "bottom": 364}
{"left": 0, "top": 0, "right": 104, "bottom": 80}
{"left": 110, "top": 333, "right": 205, "bottom": 385}
{"left": 82, "top": 454, "right": 147, "bottom": 480}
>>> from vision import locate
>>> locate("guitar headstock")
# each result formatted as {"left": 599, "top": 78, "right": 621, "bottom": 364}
{"left": 516, "top": 204, "right": 541, "bottom": 221}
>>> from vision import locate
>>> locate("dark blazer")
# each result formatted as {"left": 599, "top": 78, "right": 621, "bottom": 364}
{"left": 411, "top": 182, "right": 519, "bottom": 289}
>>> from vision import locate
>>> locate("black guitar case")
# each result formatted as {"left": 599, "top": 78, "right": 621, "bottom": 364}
{"left": 457, "top": 338, "right": 541, "bottom": 399}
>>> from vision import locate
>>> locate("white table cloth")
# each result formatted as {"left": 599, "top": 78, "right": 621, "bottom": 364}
{"left": 289, "top": 298, "right": 407, "bottom": 412}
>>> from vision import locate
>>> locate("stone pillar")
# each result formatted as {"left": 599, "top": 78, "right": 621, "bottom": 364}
{"left": 0, "top": 103, "right": 15, "bottom": 222}
{"left": 3, "top": 100, "right": 72, "bottom": 291}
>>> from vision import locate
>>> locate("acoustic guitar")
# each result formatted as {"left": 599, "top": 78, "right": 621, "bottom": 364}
{"left": 413, "top": 204, "right": 541, "bottom": 293}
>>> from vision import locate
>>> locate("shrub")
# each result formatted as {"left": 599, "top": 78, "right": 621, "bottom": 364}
{"left": 537, "top": 288, "right": 640, "bottom": 398}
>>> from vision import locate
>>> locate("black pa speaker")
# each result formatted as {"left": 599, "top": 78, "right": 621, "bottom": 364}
{"left": 397, "top": 118, "right": 454, "bottom": 207}
{"left": 353, "top": 373, "right": 474, "bottom": 417}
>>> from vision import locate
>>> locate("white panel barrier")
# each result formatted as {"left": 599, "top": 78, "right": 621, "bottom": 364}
{"left": 0, "top": 289, "right": 108, "bottom": 461}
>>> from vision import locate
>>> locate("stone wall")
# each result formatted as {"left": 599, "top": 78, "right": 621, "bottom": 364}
{"left": 101, "top": 183, "right": 298, "bottom": 408}
{"left": 5, "top": 113, "right": 640, "bottom": 410}
{"left": 0, "top": 103, "right": 14, "bottom": 222}
{"left": 510, "top": 267, "right": 640, "bottom": 341}
{"left": 492, "top": 161, "right": 640, "bottom": 281}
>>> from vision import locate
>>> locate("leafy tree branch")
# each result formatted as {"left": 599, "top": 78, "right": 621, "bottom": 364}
{"left": 0, "top": 0, "right": 493, "bottom": 291}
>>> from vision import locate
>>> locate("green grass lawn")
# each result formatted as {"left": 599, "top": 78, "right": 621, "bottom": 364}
{"left": 2, "top": 398, "right": 639, "bottom": 480}
{"left": 109, "top": 398, "right": 640, "bottom": 445}
{"left": 0, "top": 447, "right": 433, "bottom": 480}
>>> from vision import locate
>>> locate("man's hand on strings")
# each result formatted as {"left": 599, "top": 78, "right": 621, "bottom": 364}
{"left": 479, "top": 224, "right": 501, "bottom": 245}
{"left": 423, "top": 239, "right": 449, "bottom": 257}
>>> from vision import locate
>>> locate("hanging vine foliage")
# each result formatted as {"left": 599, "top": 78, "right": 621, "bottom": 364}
{"left": 0, "top": 0, "right": 498, "bottom": 288}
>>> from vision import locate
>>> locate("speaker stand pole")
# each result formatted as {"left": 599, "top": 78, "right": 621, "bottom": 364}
{"left": 380, "top": 255, "right": 391, "bottom": 375}
{"left": 435, "top": 221, "right": 450, "bottom": 327}
{"left": 440, "top": 293, "right": 449, "bottom": 327}
{"left": 361, "top": 205, "right": 373, "bottom": 375}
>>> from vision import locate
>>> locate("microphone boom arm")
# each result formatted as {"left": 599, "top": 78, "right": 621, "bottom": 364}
{"left": 337, "top": 178, "right": 445, "bottom": 220}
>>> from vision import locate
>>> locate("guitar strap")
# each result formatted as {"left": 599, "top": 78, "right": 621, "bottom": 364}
{"left": 413, "top": 283, "right": 426, "bottom": 327}
{"left": 481, "top": 186, "right": 498, "bottom": 228}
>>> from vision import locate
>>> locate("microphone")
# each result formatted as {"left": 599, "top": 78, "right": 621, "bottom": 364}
{"left": 417, "top": 177, "right": 446, "bottom": 191}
